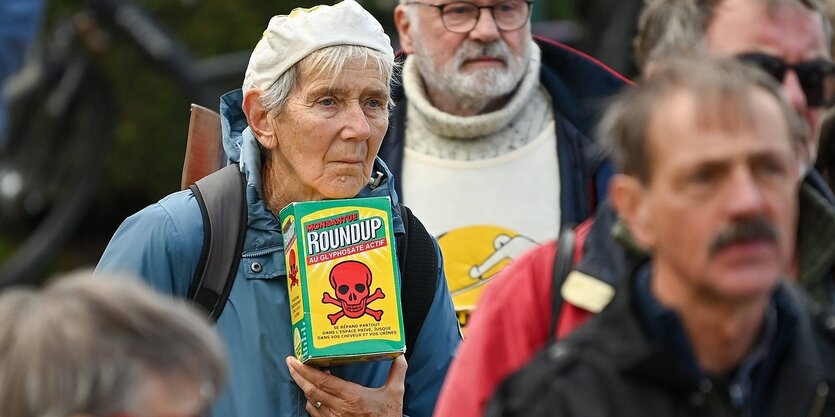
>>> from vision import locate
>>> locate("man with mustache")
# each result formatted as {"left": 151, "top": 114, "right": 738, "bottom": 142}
{"left": 381, "top": 0, "right": 629, "bottom": 334}
{"left": 489, "top": 55, "right": 835, "bottom": 417}
{"left": 435, "top": 1, "right": 835, "bottom": 415}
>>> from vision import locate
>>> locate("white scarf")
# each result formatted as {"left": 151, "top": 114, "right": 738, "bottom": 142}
{"left": 402, "top": 40, "right": 552, "bottom": 160}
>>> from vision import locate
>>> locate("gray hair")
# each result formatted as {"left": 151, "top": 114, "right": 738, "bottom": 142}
{"left": 0, "top": 272, "right": 227, "bottom": 417}
{"left": 635, "top": 0, "right": 832, "bottom": 70}
{"left": 600, "top": 54, "right": 807, "bottom": 183}
{"left": 259, "top": 44, "right": 398, "bottom": 117}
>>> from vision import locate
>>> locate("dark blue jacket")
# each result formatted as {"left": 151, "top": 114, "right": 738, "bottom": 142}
{"left": 377, "top": 35, "right": 632, "bottom": 226}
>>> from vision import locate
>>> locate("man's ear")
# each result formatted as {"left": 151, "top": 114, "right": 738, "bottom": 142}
{"left": 610, "top": 174, "right": 656, "bottom": 250}
{"left": 242, "top": 89, "right": 277, "bottom": 150}
{"left": 394, "top": 5, "right": 415, "bottom": 54}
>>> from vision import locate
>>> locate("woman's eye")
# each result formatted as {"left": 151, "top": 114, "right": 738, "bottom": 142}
{"left": 319, "top": 98, "right": 336, "bottom": 106}
{"left": 367, "top": 99, "right": 382, "bottom": 108}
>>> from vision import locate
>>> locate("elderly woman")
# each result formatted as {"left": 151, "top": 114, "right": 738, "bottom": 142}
{"left": 96, "top": 2, "right": 460, "bottom": 417}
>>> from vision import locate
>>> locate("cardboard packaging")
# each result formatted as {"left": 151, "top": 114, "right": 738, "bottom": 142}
{"left": 280, "top": 197, "right": 405, "bottom": 366}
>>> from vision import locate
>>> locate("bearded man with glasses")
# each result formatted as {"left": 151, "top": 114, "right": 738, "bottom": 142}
{"left": 383, "top": 0, "right": 629, "bottom": 346}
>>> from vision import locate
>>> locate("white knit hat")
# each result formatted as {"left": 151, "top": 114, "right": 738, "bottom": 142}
{"left": 242, "top": 0, "right": 394, "bottom": 92}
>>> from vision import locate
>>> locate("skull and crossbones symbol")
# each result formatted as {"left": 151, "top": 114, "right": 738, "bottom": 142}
{"left": 322, "top": 260, "right": 385, "bottom": 325}
{"left": 287, "top": 249, "right": 299, "bottom": 288}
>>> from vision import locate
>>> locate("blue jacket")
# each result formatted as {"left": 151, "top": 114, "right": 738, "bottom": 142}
{"left": 97, "top": 90, "right": 461, "bottom": 417}
{"left": 377, "top": 36, "right": 632, "bottom": 226}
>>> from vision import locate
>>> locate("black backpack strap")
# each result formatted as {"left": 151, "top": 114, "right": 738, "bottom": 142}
{"left": 549, "top": 225, "right": 576, "bottom": 342}
{"left": 187, "top": 164, "right": 248, "bottom": 321}
{"left": 397, "top": 203, "right": 438, "bottom": 362}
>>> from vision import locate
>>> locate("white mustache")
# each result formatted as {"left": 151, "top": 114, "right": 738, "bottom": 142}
{"left": 454, "top": 40, "right": 512, "bottom": 67}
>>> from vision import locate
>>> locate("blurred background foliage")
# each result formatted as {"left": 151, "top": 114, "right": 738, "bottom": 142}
{"left": 8, "top": 0, "right": 578, "bottom": 278}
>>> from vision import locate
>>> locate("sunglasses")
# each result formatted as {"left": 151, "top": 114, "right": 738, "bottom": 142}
{"left": 736, "top": 53, "right": 835, "bottom": 107}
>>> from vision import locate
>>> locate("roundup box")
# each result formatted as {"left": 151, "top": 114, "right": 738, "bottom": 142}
{"left": 280, "top": 197, "right": 405, "bottom": 366}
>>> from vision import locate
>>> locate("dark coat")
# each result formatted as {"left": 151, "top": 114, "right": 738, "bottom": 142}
{"left": 488, "top": 276, "right": 835, "bottom": 417}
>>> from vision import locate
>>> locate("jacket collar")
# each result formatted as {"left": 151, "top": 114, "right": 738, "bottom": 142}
{"left": 586, "top": 269, "right": 828, "bottom": 407}
{"left": 574, "top": 201, "right": 647, "bottom": 288}
{"left": 535, "top": 36, "right": 633, "bottom": 137}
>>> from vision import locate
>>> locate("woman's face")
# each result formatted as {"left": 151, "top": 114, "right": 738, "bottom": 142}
{"left": 266, "top": 57, "right": 390, "bottom": 203}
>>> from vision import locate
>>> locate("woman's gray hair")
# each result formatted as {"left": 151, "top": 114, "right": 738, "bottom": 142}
{"left": 0, "top": 271, "right": 227, "bottom": 417}
{"left": 599, "top": 54, "right": 807, "bottom": 183}
{"left": 259, "top": 44, "right": 398, "bottom": 117}
{"left": 635, "top": 0, "right": 832, "bottom": 71}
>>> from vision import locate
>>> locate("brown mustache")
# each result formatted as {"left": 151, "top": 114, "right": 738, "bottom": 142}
{"left": 708, "top": 216, "right": 780, "bottom": 257}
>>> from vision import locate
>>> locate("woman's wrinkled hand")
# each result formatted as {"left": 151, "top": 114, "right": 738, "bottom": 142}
{"left": 285, "top": 354, "right": 407, "bottom": 417}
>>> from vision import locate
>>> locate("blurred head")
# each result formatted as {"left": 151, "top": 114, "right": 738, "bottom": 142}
{"left": 0, "top": 272, "right": 227, "bottom": 417}
{"left": 241, "top": 0, "right": 396, "bottom": 208}
{"left": 394, "top": 0, "right": 534, "bottom": 115}
{"left": 605, "top": 56, "right": 803, "bottom": 305}
{"left": 635, "top": 0, "right": 833, "bottom": 168}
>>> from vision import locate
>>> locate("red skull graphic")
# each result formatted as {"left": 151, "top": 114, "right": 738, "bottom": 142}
{"left": 322, "top": 260, "right": 385, "bottom": 325}
{"left": 287, "top": 249, "right": 299, "bottom": 287}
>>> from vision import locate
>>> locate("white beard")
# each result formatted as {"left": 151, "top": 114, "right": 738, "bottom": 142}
{"left": 414, "top": 38, "right": 530, "bottom": 104}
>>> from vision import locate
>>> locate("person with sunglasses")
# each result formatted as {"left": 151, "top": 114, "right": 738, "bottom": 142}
{"left": 384, "top": 0, "right": 628, "bottom": 336}
{"left": 636, "top": 0, "right": 834, "bottom": 172}
{"left": 435, "top": 1, "right": 835, "bottom": 416}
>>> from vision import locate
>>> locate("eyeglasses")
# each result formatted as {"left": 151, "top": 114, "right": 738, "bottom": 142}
{"left": 403, "top": 1, "right": 533, "bottom": 33}
{"left": 736, "top": 52, "right": 835, "bottom": 107}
